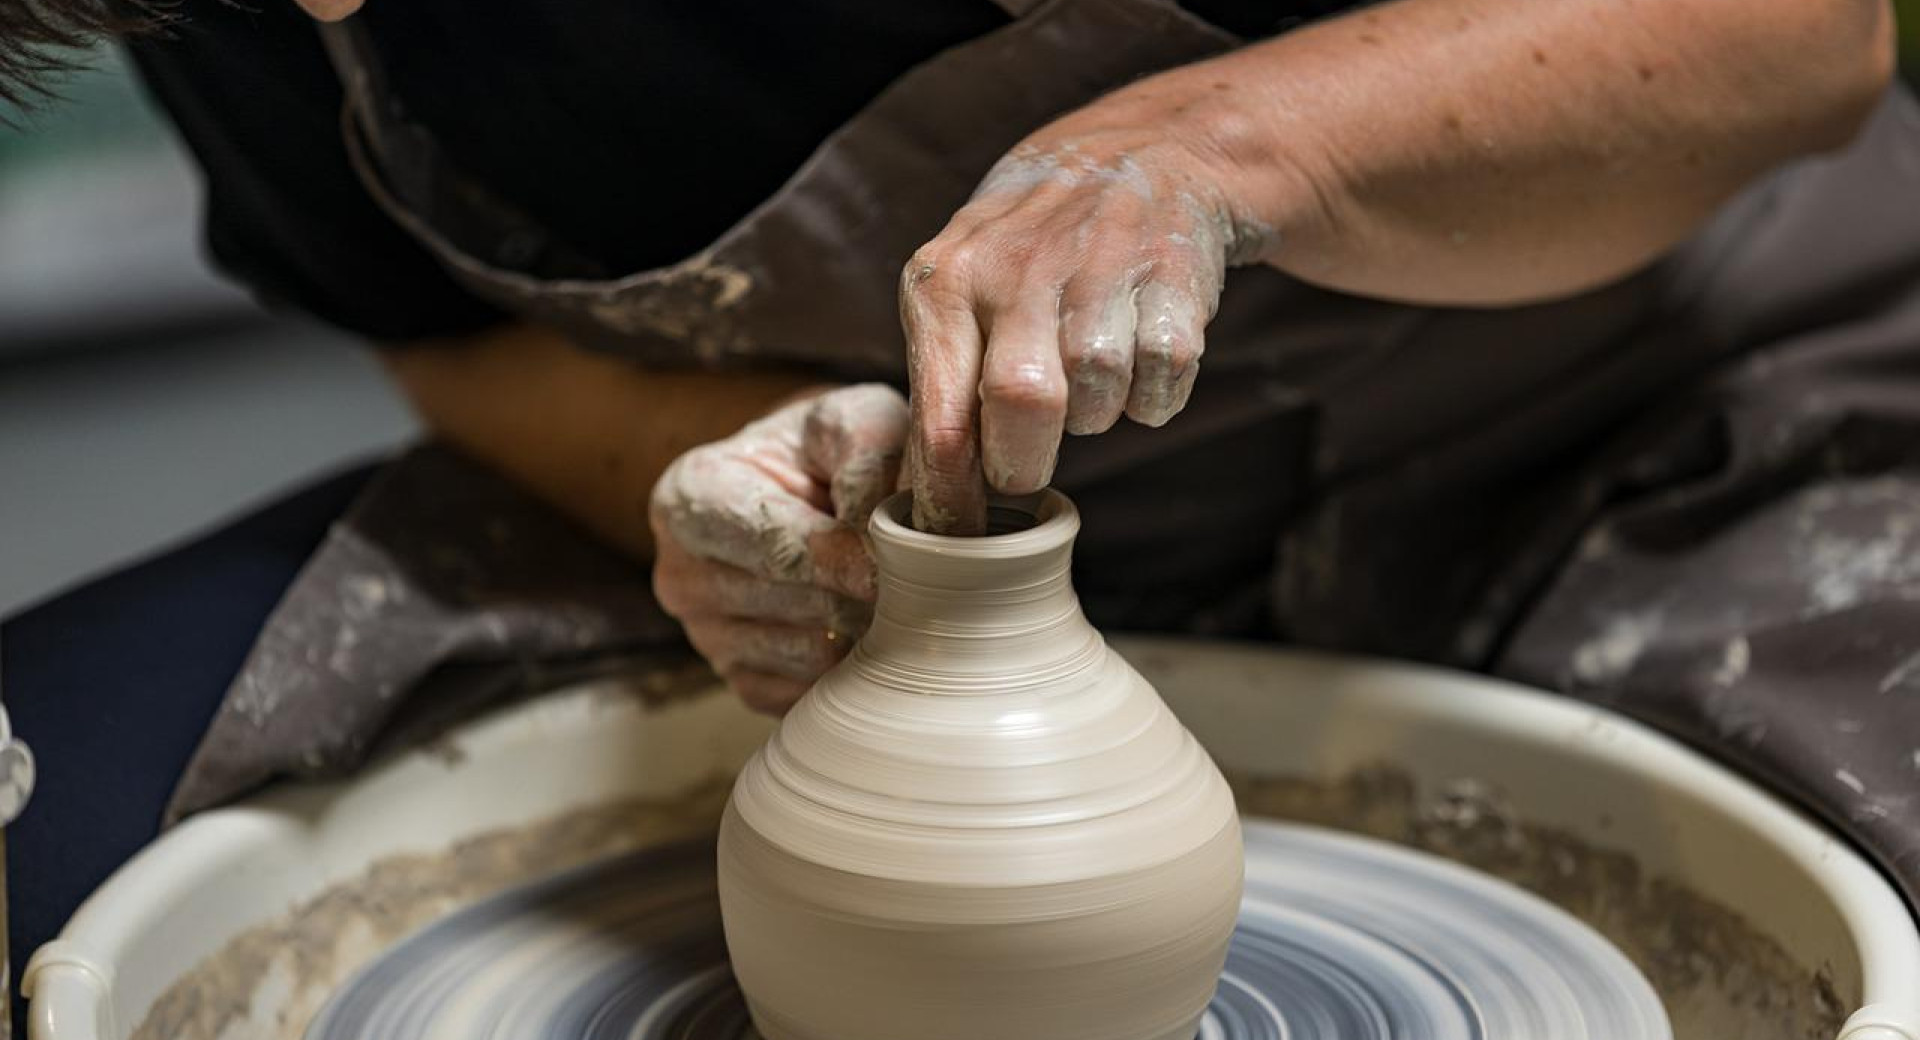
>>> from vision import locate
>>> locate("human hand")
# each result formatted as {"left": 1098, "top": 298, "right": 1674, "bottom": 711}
{"left": 899, "top": 96, "right": 1268, "bottom": 534}
{"left": 649, "top": 384, "right": 908, "bottom": 714}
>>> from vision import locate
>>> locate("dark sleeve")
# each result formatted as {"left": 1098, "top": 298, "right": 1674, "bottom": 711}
{"left": 122, "top": 1, "right": 506, "bottom": 342}
{"left": 1177, "top": 0, "right": 1355, "bottom": 38}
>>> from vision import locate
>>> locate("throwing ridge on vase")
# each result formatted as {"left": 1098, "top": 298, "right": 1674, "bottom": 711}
{"left": 718, "top": 489, "right": 1245, "bottom": 1040}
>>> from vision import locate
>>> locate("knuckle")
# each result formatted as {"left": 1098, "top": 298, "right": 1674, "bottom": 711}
{"left": 1064, "top": 335, "right": 1130, "bottom": 382}
{"left": 800, "top": 402, "right": 844, "bottom": 456}
{"left": 1135, "top": 322, "right": 1191, "bottom": 366}
{"left": 901, "top": 244, "right": 970, "bottom": 298}
{"left": 936, "top": 235, "right": 995, "bottom": 274}
{"left": 650, "top": 445, "right": 717, "bottom": 509}
{"left": 1173, "top": 329, "right": 1207, "bottom": 370}
{"left": 902, "top": 247, "right": 941, "bottom": 289}
{"left": 807, "top": 384, "right": 909, "bottom": 451}
{"left": 915, "top": 423, "right": 979, "bottom": 475}
{"left": 981, "top": 364, "right": 1067, "bottom": 417}
{"left": 646, "top": 462, "right": 684, "bottom": 517}
{"left": 905, "top": 233, "right": 1022, "bottom": 300}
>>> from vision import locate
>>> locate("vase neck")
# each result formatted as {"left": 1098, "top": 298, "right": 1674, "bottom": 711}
{"left": 855, "top": 491, "right": 1102, "bottom": 691}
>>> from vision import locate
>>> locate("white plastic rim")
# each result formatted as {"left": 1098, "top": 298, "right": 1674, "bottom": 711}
{"left": 24, "top": 638, "right": 1920, "bottom": 1040}
{"left": 25, "top": 689, "right": 777, "bottom": 1040}
{"left": 1124, "top": 639, "right": 1920, "bottom": 1039}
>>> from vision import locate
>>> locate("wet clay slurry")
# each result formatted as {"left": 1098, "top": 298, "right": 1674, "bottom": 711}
{"left": 717, "top": 491, "right": 1244, "bottom": 1040}
{"left": 302, "top": 823, "right": 1670, "bottom": 1040}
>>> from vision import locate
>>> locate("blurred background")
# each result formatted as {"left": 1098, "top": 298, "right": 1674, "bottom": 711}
{"left": 0, "top": 9, "right": 1917, "bottom": 616}
{"left": 0, "top": 46, "right": 414, "bottom": 616}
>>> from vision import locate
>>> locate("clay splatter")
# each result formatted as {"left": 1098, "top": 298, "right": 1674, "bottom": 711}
{"left": 1571, "top": 608, "right": 1665, "bottom": 685}
{"left": 1879, "top": 651, "right": 1920, "bottom": 695}
{"left": 1710, "top": 636, "right": 1751, "bottom": 688}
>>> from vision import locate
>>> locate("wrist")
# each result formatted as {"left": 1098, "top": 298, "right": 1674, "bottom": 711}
{"left": 1086, "top": 63, "right": 1342, "bottom": 271}
{"left": 1200, "top": 104, "right": 1344, "bottom": 272}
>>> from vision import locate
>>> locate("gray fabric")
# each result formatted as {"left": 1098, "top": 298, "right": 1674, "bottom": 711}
{"left": 1271, "top": 93, "right": 1920, "bottom": 661}
{"left": 1498, "top": 211, "right": 1920, "bottom": 910}
{"left": 165, "top": 445, "right": 677, "bottom": 820}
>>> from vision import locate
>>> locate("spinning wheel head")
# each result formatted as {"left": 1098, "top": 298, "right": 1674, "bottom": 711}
{"left": 305, "top": 823, "right": 1668, "bottom": 1040}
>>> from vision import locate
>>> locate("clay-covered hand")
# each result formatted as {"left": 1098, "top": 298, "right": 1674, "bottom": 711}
{"left": 650, "top": 384, "right": 908, "bottom": 714}
{"left": 900, "top": 101, "right": 1266, "bottom": 534}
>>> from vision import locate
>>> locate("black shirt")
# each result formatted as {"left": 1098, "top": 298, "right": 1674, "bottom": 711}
{"left": 127, "top": 1, "right": 1347, "bottom": 341}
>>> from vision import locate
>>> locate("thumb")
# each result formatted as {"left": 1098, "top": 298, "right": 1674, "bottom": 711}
{"left": 651, "top": 443, "right": 836, "bottom": 585}
{"left": 801, "top": 384, "right": 909, "bottom": 525}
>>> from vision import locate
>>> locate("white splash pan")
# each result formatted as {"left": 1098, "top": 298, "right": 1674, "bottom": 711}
{"left": 24, "top": 638, "right": 1920, "bottom": 1040}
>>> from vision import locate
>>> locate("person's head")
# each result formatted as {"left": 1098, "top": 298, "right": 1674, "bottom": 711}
{"left": 0, "top": 0, "right": 141, "bottom": 110}
{"left": 0, "top": 0, "right": 361, "bottom": 112}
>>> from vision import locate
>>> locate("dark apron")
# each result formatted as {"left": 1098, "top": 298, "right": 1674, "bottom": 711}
{"left": 174, "top": 0, "right": 1920, "bottom": 917}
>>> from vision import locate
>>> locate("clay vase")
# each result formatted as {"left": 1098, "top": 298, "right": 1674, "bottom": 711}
{"left": 717, "top": 490, "right": 1243, "bottom": 1040}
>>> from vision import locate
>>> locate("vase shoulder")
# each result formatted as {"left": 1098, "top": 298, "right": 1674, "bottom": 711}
{"left": 717, "top": 491, "right": 1245, "bottom": 1040}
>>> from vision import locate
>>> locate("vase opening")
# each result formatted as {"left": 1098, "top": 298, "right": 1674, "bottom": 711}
{"left": 984, "top": 493, "right": 1048, "bottom": 535}
{"left": 875, "top": 489, "right": 1075, "bottom": 545}
{"left": 869, "top": 490, "right": 1080, "bottom": 597}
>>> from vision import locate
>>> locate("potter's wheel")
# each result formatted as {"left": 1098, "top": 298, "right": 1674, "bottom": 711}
{"left": 304, "top": 819, "right": 1669, "bottom": 1040}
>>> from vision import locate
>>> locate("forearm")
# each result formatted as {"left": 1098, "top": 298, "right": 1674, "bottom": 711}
{"left": 381, "top": 324, "right": 818, "bottom": 560}
{"left": 1129, "top": 0, "right": 1896, "bottom": 305}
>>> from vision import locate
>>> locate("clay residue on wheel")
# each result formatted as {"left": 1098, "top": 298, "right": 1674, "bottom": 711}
{"left": 1231, "top": 767, "right": 1849, "bottom": 1040}
{"left": 132, "top": 765, "right": 1844, "bottom": 1040}
{"left": 131, "top": 782, "right": 732, "bottom": 1040}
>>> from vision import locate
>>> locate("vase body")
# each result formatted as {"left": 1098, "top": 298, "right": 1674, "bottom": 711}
{"left": 717, "top": 490, "right": 1243, "bottom": 1040}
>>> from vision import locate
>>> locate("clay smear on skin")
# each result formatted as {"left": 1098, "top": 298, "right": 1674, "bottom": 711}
{"left": 976, "top": 148, "right": 1239, "bottom": 436}
{"left": 950, "top": 145, "right": 1272, "bottom": 496}
{"left": 655, "top": 387, "right": 903, "bottom": 605}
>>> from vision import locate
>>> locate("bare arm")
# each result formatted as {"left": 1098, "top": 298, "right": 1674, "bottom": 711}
{"left": 1189, "top": 0, "right": 1898, "bottom": 304}
{"left": 903, "top": 0, "right": 1897, "bottom": 530}
{"left": 381, "top": 323, "right": 816, "bottom": 560}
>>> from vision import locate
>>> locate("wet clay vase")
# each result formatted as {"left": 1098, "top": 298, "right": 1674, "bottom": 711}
{"left": 718, "top": 490, "right": 1244, "bottom": 1040}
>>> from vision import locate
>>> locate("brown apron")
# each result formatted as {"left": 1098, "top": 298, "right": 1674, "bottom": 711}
{"left": 176, "top": 0, "right": 1920, "bottom": 917}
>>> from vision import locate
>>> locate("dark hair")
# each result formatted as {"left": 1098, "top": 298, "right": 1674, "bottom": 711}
{"left": 0, "top": 0, "right": 162, "bottom": 111}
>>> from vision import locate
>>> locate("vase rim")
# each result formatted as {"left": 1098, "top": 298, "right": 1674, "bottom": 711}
{"left": 871, "top": 489, "right": 1079, "bottom": 560}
